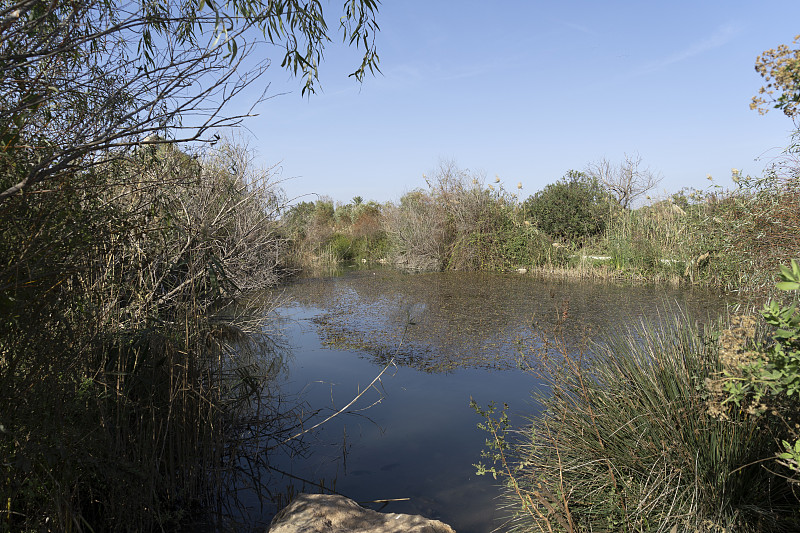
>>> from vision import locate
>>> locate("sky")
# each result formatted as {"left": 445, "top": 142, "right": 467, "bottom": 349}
{"left": 228, "top": 1, "right": 800, "bottom": 206}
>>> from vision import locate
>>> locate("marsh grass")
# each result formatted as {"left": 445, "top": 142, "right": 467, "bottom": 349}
{"left": 0, "top": 141, "right": 294, "bottom": 531}
{"left": 483, "top": 314, "right": 799, "bottom": 532}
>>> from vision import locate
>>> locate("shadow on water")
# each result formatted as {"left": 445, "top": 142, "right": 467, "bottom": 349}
{"left": 236, "top": 269, "right": 732, "bottom": 532}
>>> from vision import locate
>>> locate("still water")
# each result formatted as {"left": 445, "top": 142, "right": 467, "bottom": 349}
{"left": 246, "top": 269, "right": 730, "bottom": 532}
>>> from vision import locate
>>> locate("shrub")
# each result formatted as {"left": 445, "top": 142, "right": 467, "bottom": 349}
{"left": 708, "top": 260, "right": 800, "bottom": 479}
{"left": 283, "top": 201, "right": 316, "bottom": 240}
{"left": 0, "top": 141, "right": 288, "bottom": 530}
{"left": 383, "top": 189, "right": 450, "bottom": 271}
{"left": 325, "top": 232, "right": 355, "bottom": 261}
{"left": 688, "top": 151, "right": 800, "bottom": 294}
{"left": 385, "top": 160, "right": 548, "bottom": 272}
{"left": 523, "top": 171, "right": 615, "bottom": 244}
{"left": 284, "top": 197, "right": 388, "bottom": 269}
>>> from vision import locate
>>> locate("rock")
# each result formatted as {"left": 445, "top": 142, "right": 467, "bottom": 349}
{"left": 268, "top": 493, "right": 457, "bottom": 533}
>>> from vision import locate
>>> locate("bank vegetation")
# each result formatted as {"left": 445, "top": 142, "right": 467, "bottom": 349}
{"left": 284, "top": 146, "right": 800, "bottom": 297}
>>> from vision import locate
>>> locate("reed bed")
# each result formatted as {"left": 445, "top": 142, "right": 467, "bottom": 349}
{"left": 1, "top": 141, "right": 292, "bottom": 531}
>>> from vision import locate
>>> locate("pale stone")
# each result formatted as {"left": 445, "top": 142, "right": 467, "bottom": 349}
{"left": 268, "top": 493, "right": 456, "bottom": 533}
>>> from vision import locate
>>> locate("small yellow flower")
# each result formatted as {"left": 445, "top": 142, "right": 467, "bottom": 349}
{"left": 494, "top": 176, "right": 500, "bottom": 183}
{"left": 706, "top": 174, "right": 713, "bottom": 181}
{"left": 517, "top": 182, "right": 523, "bottom": 190}
{"left": 488, "top": 184, "right": 494, "bottom": 191}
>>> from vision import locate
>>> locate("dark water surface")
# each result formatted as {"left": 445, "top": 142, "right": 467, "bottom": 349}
{"left": 246, "top": 269, "right": 731, "bottom": 532}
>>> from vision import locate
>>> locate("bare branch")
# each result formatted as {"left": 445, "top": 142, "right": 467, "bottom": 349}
{"left": 587, "top": 153, "right": 662, "bottom": 209}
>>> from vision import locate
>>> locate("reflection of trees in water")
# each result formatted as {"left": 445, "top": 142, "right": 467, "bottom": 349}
{"left": 215, "top": 326, "right": 335, "bottom": 530}
{"left": 275, "top": 270, "right": 730, "bottom": 372}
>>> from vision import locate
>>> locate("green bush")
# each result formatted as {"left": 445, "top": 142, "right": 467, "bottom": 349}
{"left": 709, "top": 260, "right": 800, "bottom": 478}
{"left": 283, "top": 201, "right": 316, "bottom": 240}
{"left": 523, "top": 171, "right": 614, "bottom": 244}
{"left": 325, "top": 232, "right": 355, "bottom": 261}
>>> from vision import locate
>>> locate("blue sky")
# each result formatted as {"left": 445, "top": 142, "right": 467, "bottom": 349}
{"left": 233, "top": 1, "right": 800, "bottom": 205}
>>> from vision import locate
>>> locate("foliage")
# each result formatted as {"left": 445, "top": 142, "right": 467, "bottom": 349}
{"left": 383, "top": 189, "right": 450, "bottom": 271}
{"left": 0, "top": 0, "right": 381, "bottom": 202}
{"left": 478, "top": 314, "right": 798, "bottom": 532}
{"left": 752, "top": 34, "right": 800, "bottom": 118}
{"left": 708, "top": 260, "right": 800, "bottom": 478}
{"left": 382, "top": 161, "right": 564, "bottom": 272}
{"left": 599, "top": 199, "right": 691, "bottom": 279}
{"left": 688, "top": 159, "right": 800, "bottom": 293}
{"left": 523, "top": 171, "right": 614, "bottom": 244}
{"left": 0, "top": 0, "right": 384, "bottom": 528}
{"left": 283, "top": 197, "right": 388, "bottom": 270}
{"left": 471, "top": 400, "right": 514, "bottom": 478}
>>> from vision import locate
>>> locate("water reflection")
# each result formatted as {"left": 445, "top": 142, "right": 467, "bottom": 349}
{"left": 246, "top": 270, "right": 731, "bottom": 532}
{"left": 285, "top": 270, "right": 728, "bottom": 371}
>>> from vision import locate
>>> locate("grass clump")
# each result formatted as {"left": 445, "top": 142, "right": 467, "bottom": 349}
{"left": 477, "top": 314, "right": 799, "bottom": 532}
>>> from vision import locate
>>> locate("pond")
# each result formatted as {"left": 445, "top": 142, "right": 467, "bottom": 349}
{"left": 240, "top": 269, "right": 731, "bottom": 532}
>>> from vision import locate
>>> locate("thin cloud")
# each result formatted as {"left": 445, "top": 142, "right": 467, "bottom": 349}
{"left": 644, "top": 23, "right": 740, "bottom": 72}
{"left": 558, "top": 20, "right": 603, "bottom": 38}
{"left": 381, "top": 57, "right": 507, "bottom": 87}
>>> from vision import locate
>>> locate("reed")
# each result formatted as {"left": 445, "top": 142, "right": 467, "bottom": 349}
{"left": 0, "top": 141, "right": 289, "bottom": 531}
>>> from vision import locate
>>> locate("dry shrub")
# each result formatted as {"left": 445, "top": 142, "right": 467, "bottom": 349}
{"left": 692, "top": 146, "right": 800, "bottom": 295}
{"left": 351, "top": 205, "right": 383, "bottom": 240}
{"left": 384, "top": 160, "right": 541, "bottom": 271}
{"left": 383, "top": 189, "right": 449, "bottom": 271}
{"left": 0, "top": 140, "right": 289, "bottom": 531}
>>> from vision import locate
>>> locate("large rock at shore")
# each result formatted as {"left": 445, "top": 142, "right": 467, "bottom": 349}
{"left": 268, "top": 493, "right": 457, "bottom": 533}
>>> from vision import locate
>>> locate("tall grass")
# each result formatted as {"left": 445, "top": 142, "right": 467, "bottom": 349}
{"left": 482, "top": 315, "right": 799, "bottom": 532}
